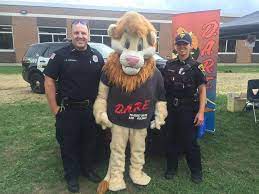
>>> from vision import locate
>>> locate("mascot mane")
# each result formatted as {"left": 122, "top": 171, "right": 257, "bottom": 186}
{"left": 103, "top": 11, "right": 157, "bottom": 93}
{"left": 111, "top": 11, "right": 156, "bottom": 45}
{"left": 103, "top": 52, "right": 155, "bottom": 93}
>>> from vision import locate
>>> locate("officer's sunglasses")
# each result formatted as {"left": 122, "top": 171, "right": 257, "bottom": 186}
{"left": 72, "top": 19, "right": 89, "bottom": 26}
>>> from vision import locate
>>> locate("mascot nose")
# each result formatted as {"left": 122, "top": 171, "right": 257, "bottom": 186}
{"left": 126, "top": 56, "right": 140, "bottom": 66}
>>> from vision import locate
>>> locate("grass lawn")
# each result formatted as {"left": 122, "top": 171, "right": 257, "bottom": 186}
{"left": 0, "top": 65, "right": 259, "bottom": 193}
{"left": 0, "top": 66, "right": 22, "bottom": 74}
{"left": 0, "top": 96, "right": 258, "bottom": 193}
{"left": 217, "top": 65, "right": 259, "bottom": 73}
{"left": 0, "top": 64, "right": 258, "bottom": 74}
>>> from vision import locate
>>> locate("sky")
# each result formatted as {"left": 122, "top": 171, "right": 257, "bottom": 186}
{"left": 7, "top": 0, "right": 259, "bottom": 16}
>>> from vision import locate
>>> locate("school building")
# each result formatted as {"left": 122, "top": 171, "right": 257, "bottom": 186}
{"left": 0, "top": 1, "right": 258, "bottom": 63}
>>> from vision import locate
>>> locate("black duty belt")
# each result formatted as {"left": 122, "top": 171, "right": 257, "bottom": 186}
{"left": 170, "top": 97, "right": 197, "bottom": 107}
{"left": 60, "top": 97, "right": 92, "bottom": 110}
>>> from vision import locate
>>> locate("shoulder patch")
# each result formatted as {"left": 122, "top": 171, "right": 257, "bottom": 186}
{"left": 198, "top": 63, "right": 206, "bottom": 74}
{"left": 50, "top": 53, "right": 56, "bottom": 59}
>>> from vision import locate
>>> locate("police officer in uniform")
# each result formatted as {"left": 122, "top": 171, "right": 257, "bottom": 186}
{"left": 44, "top": 20, "right": 103, "bottom": 193}
{"left": 163, "top": 32, "right": 207, "bottom": 183}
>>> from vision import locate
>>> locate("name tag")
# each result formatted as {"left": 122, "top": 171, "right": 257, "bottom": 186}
{"left": 65, "top": 59, "right": 77, "bottom": 62}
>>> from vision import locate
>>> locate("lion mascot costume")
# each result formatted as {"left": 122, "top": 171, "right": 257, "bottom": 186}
{"left": 93, "top": 11, "right": 168, "bottom": 192}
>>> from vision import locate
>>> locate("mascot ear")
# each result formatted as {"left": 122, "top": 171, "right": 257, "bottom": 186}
{"left": 147, "top": 31, "right": 157, "bottom": 46}
{"left": 108, "top": 24, "right": 117, "bottom": 37}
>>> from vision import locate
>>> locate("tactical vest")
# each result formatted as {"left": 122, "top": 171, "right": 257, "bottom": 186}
{"left": 164, "top": 61, "right": 198, "bottom": 98}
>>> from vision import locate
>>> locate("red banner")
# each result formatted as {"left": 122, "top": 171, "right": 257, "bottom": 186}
{"left": 172, "top": 10, "right": 220, "bottom": 132}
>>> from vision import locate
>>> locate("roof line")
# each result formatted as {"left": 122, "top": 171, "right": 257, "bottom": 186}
{"left": 0, "top": 12, "right": 172, "bottom": 23}
{"left": 0, "top": 1, "right": 179, "bottom": 14}
{"left": 0, "top": 0, "right": 244, "bottom": 17}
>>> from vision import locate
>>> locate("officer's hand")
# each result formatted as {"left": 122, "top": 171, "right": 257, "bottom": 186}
{"left": 99, "top": 112, "right": 113, "bottom": 130}
{"left": 53, "top": 106, "right": 60, "bottom": 116}
{"left": 194, "top": 112, "right": 204, "bottom": 126}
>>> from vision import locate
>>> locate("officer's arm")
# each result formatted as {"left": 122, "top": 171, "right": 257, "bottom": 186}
{"left": 194, "top": 84, "right": 206, "bottom": 126}
{"left": 198, "top": 84, "right": 206, "bottom": 114}
{"left": 45, "top": 75, "right": 59, "bottom": 115}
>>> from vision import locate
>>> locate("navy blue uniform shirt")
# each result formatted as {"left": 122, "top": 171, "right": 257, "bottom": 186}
{"left": 43, "top": 43, "right": 104, "bottom": 102}
{"left": 163, "top": 56, "right": 207, "bottom": 99}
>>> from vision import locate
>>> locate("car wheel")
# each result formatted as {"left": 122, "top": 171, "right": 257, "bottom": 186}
{"left": 30, "top": 73, "right": 45, "bottom": 94}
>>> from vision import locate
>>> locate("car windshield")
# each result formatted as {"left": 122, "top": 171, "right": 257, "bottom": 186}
{"left": 89, "top": 43, "right": 114, "bottom": 59}
{"left": 44, "top": 43, "right": 68, "bottom": 57}
{"left": 153, "top": 53, "right": 164, "bottom": 60}
{"left": 25, "top": 45, "right": 46, "bottom": 58}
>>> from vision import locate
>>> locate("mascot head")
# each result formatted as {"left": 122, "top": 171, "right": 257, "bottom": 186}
{"left": 107, "top": 11, "right": 157, "bottom": 75}
{"left": 103, "top": 11, "right": 157, "bottom": 92}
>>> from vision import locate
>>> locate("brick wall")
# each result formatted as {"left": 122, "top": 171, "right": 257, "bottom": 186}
{"left": 218, "top": 54, "right": 236, "bottom": 63}
{"left": 12, "top": 16, "right": 38, "bottom": 62}
{"left": 159, "top": 23, "right": 173, "bottom": 58}
{"left": 0, "top": 52, "right": 16, "bottom": 63}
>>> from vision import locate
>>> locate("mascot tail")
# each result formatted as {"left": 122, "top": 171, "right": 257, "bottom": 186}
{"left": 97, "top": 180, "right": 109, "bottom": 194}
{"left": 97, "top": 158, "right": 111, "bottom": 194}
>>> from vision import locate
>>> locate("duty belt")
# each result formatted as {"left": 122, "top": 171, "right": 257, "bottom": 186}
{"left": 60, "top": 97, "right": 91, "bottom": 111}
{"left": 171, "top": 97, "right": 197, "bottom": 107}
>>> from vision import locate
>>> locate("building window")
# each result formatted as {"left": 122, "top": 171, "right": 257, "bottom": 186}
{"left": 90, "top": 29, "right": 111, "bottom": 46}
{"left": 38, "top": 27, "right": 67, "bottom": 43}
{"left": 253, "top": 40, "right": 259, "bottom": 54}
{"left": 0, "top": 25, "right": 14, "bottom": 50}
{"left": 219, "top": 39, "right": 236, "bottom": 53}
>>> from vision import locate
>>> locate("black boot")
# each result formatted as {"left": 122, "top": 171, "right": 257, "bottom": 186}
{"left": 191, "top": 172, "right": 203, "bottom": 184}
{"left": 82, "top": 170, "right": 102, "bottom": 183}
{"left": 66, "top": 178, "right": 79, "bottom": 193}
{"left": 165, "top": 157, "right": 178, "bottom": 180}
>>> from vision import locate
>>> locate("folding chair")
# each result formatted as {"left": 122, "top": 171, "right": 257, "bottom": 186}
{"left": 244, "top": 79, "right": 259, "bottom": 123}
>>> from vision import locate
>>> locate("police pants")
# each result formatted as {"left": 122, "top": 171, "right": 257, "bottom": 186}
{"left": 55, "top": 106, "right": 97, "bottom": 180}
{"left": 165, "top": 107, "right": 202, "bottom": 174}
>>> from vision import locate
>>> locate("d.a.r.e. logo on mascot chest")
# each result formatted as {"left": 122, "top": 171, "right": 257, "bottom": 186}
{"left": 93, "top": 11, "right": 168, "bottom": 193}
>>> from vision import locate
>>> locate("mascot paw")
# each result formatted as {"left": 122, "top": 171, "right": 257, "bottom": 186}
{"left": 150, "top": 118, "right": 165, "bottom": 130}
{"left": 97, "top": 180, "right": 109, "bottom": 194}
{"left": 150, "top": 120, "right": 156, "bottom": 129}
{"left": 100, "top": 112, "right": 113, "bottom": 130}
{"left": 109, "top": 177, "right": 126, "bottom": 191}
{"left": 130, "top": 171, "right": 151, "bottom": 186}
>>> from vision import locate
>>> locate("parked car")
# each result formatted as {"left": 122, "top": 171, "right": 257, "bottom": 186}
{"left": 22, "top": 41, "right": 167, "bottom": 94}
{"left": 153, "top": 53, "right": 167, "bottom": 71}
{"left": 22, "top": 42, "right": 114, "bottom": 94}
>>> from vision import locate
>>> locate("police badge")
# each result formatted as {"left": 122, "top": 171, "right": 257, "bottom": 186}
{"left": 92, "top": 55, "right": 99, "bottom": 62}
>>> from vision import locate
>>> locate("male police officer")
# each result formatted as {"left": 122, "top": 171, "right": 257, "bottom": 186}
{"left": 163, "top": 32, "right": 207, "bottom": 183}
{"left": 44, "top": 20, "right": 103, "bottom": 193}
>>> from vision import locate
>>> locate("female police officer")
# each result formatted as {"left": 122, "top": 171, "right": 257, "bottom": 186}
{"left": 163, "top": 32, "right": 207, "bottom": 183}
{"left": 44, "top": 20, "right": 103, "bottom": 192}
